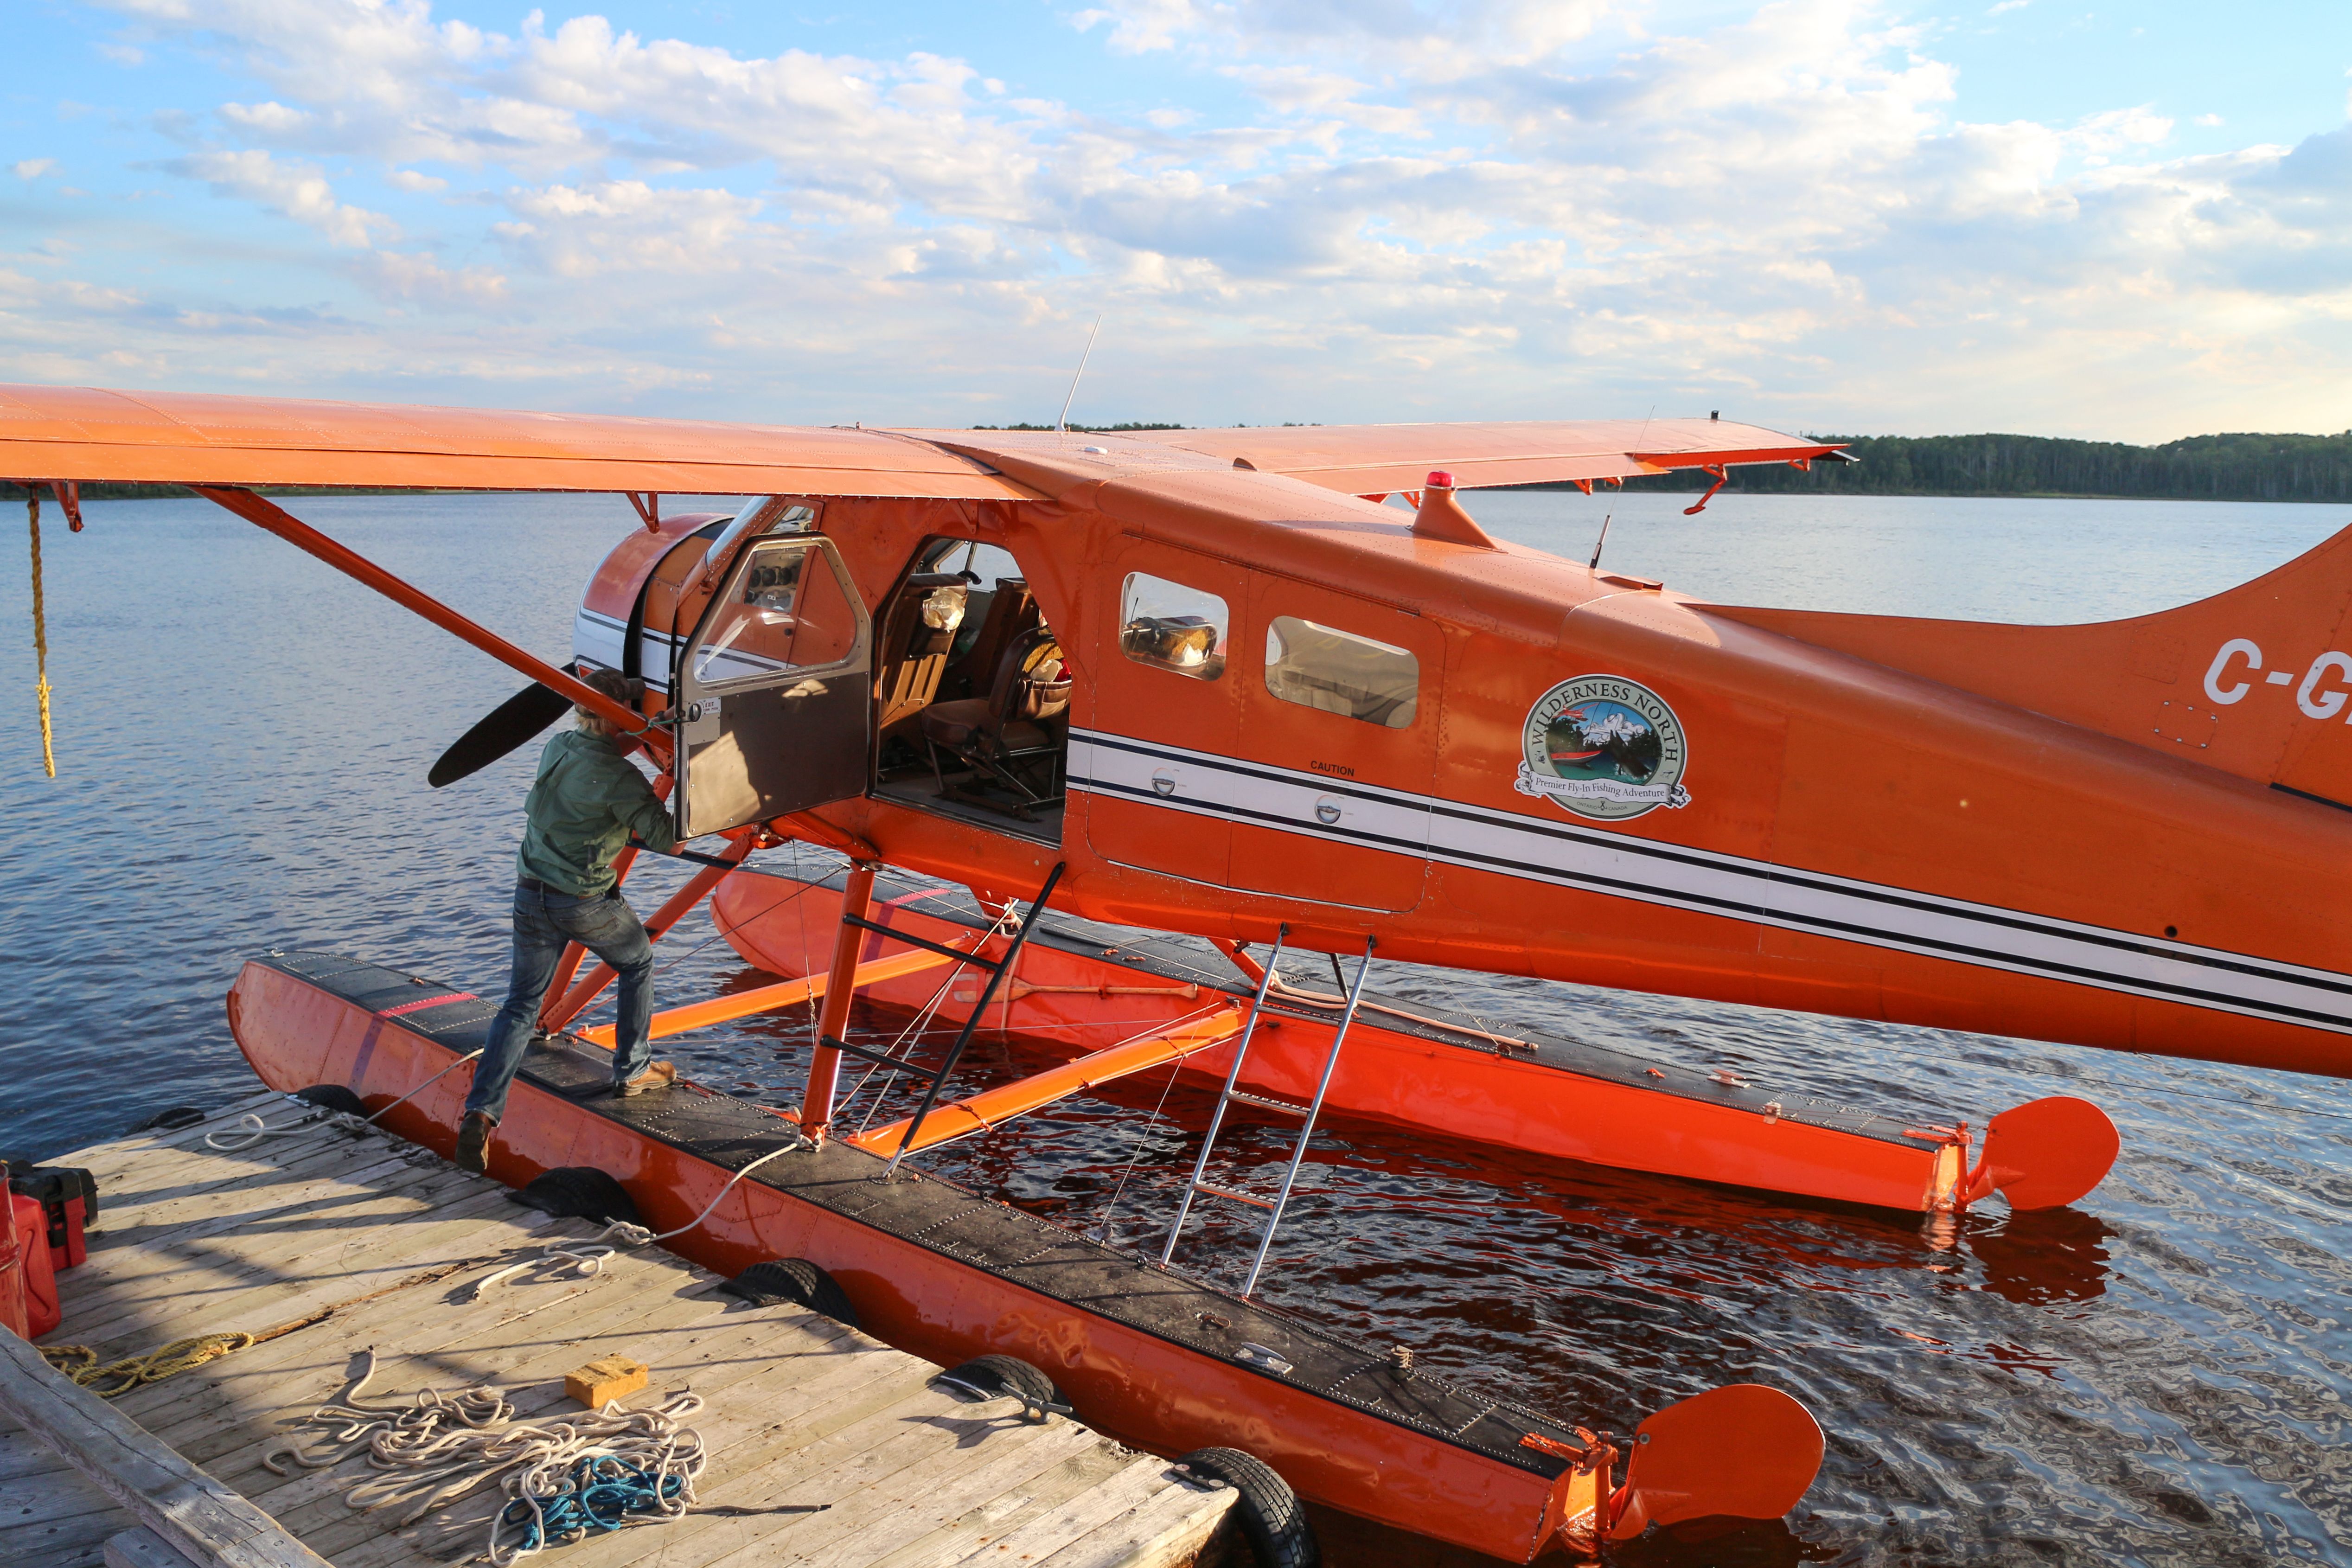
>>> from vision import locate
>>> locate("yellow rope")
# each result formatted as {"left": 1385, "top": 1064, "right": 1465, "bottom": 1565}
{"left": 41, "top": 1333, "right": 257, "bottom": 1398}
{"left": 27, "top": 493, "right": 54, "bottom": 778}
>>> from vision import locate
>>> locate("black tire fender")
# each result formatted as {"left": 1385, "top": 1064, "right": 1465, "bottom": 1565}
{"left": 507, "top": 1165, "right": 642, "bottom": 1227}
{"left": 720, "top": 1257, "right": 860, "bottom": 1329}
{"left": 294, "top": 1084, "right": 367, "bottom": 1117}
{"left": 938, "top": 1354, "right": 1067, "bottom": 1423}
{"left": 1176, "top": 1446, "right": 1319, "bottom": 1568}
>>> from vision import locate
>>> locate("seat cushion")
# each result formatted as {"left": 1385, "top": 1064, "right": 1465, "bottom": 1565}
{"left": 921, "top": 698, "right": 992, "bottom": 749}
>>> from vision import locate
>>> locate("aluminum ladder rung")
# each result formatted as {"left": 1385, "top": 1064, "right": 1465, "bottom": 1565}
{"left": 1190, "top": 1181, "right": 1277, "bottom": 1211}
{"left": 1158, "top": 929, "right": 1376, "bottom": 1297}
{"left": 1224, "top": 1089, "right": 1310, "bottom": 1117}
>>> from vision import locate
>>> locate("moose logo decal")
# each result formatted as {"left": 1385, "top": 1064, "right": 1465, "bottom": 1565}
{"left": 1517, "top": 675, "right": 1691, "bottom": 821}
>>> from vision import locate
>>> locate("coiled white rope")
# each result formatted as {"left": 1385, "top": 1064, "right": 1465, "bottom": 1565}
{"left": 206, "top": 1050, "right": 486, "bottom": 1152}
{"left": 465, "top": 1139, "right": 807, "bottom": 1299}
{"left": 264, "top": 1348, "right": 705, "bottom": 1564}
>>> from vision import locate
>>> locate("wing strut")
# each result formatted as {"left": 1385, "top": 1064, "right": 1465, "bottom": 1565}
{"left": 191, "top": 486, "right": 664, "bottom": 756}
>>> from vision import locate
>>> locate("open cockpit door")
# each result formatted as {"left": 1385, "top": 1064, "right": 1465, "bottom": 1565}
{"left": 672, "top": 531, "right": 872, "bottom": 838}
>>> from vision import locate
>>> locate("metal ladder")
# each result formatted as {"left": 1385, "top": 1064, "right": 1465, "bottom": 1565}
{"left": 1158, "top": 929, "right": 1375, "bottom": 1297}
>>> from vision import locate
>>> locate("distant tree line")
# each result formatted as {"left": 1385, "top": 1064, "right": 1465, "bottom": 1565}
{"left": 1606, "top": 430, "right": 2352, "bottom": 503}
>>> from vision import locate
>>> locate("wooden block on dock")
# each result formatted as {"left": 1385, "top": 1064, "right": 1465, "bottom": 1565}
{"left": 563, "top": 1352, "right": 649, "bottom": 1408}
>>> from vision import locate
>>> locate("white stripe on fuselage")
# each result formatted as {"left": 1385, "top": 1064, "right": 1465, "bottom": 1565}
{"left": 1068, "top": 728, "right": 2352, "bottom": 1036}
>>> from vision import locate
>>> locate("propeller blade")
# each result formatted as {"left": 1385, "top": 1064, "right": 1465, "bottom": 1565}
{"left": 1607, "top": 1383, "right": 1822, "bottom": 1540}
{"left": 428, "top": 682, "right": 575, "bottom": 788}
{"left": 1968, "top": 1094, "right": 2120, "bottom": 1210}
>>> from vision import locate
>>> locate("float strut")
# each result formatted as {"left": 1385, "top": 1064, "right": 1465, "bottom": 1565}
{"left": 799, "top": 864, "right": 880, "bottom": 1141}
{"left": 880, "top": 862, "right": 1067, "bottom": 1176}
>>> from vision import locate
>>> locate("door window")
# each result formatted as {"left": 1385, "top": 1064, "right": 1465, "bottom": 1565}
{"left": 1119, "top": 572, "right": 1229, "bottom": 680}
{"left": 672, "top": 534, "right": 871, "bottom": 838}
{"left": 1263, "top": 615, "right": 1419, "bottom": 728}
{"left": 689, "top": 538, "right": 859, "bottom": 686}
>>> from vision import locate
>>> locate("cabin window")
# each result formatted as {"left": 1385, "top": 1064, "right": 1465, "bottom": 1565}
{"left": 1119, "top": 573, "right": 1229, "bottom": 681}
{"left": 1263, "top": 615, "right": 1419, "bottom": 728}
{"left": 691, "top": 538, "right": 859, "bottom": 685}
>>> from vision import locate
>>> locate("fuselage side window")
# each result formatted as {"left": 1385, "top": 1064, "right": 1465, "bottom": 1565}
{"left": 1120, "top": 573, "right": 1229, "bottom": 681}
{"left": 1263, "top": 614, "right": 1419, "bottom": 728}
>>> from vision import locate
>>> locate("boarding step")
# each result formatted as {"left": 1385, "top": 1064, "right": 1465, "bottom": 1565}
{"left": 1191, "top": 1181, "right": 1278, "bottom": 1211}
{"left": 1225, "top": 1089, "right": 1311, "bottom": 1117}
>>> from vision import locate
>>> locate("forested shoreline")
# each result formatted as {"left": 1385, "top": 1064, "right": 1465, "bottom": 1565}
{"left": 1600, "top": 430, "right": 2352, "bottom": 502}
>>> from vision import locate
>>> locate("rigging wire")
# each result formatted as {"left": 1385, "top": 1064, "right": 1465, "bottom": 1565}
{"left": 1089, "top": 1053, "right": 1187, "bottom": 1246}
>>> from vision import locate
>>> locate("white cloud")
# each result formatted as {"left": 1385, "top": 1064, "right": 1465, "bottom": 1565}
{"left": 13, "top": 160, "right": 58, "bottom": 180}
{"left": 221, "top": 100, "right": 310, "bottom": 134}
{"left": 164, "top": 149, "right": 397, "bottom": 247}
{"left": 363, "top": 250, "right": 505, "bottom": 302}
{"left": 17, "top": 0, "right": 2352, "bottom": 440}
{"left": 500, "top": 181, "right": 763, "bottom": 275}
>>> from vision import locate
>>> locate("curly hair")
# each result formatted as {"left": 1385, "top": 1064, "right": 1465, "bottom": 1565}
{"left": 575, "top": 666, "right": 637, "bottom": 732}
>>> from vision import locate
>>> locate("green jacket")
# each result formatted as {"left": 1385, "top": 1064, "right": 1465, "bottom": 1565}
{"left": 514, "top": 730, "right": 678, "bottom": 896}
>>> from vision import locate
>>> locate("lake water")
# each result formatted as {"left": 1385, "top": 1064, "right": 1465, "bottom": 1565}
{"left": 3, "top": 486, "right": 2347, "bottom": 1566}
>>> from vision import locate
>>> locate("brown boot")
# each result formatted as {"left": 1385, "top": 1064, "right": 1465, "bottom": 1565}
{"left": 455, "top": 1111, "right": 495, "bottom": 1174}
{"left": 617, "top": 1061, "right": 678, "bottom": 1097}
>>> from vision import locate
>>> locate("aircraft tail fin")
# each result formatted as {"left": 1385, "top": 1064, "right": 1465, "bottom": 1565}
{"left": 1706, "top": 516, "right": 2352, "bottom": 805}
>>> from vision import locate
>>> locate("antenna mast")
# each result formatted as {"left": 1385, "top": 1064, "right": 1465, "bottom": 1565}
{"left": 1056, "top": 314, "right": 1104, "bottom": 435}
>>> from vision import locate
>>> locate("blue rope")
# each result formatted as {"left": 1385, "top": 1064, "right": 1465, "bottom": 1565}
{"left": 500, "top": 1454, "right": 686, "bottom": 1552}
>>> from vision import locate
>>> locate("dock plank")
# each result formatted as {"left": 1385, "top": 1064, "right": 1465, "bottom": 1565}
{"left": 10, "top": 1114, "right": 1233, "bottom": 1568}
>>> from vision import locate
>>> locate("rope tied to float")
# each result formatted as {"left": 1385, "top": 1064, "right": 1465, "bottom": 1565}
{"left": 26, "top": 491, "right": 54, "bottom": 778}
{"left": 464, "top": 1139, "right": 807, "bottom": 1299}
{"left": 263, "top": 1347, "right": 708, "bottom": 1564}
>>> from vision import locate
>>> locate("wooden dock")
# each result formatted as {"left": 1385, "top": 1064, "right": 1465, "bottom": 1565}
{"left": 1, "top": 1092, "right": 1236, "bottom": 1568}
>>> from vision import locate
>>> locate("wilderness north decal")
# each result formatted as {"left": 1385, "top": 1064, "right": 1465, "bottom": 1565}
{"left": 1516, "top": 675, "right": 1691, "bottom": 821}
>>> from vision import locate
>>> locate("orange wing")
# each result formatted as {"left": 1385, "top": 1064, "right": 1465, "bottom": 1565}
{"left": 0, "top": 384, "right": 1034, "bottom": 499}
{"left": 1120, "top": 417, "right": 1844, "bottom": 493}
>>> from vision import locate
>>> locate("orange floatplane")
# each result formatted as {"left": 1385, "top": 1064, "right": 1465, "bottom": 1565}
{"left": 24, "top": 378, "right": 2346, "bottom": 1558}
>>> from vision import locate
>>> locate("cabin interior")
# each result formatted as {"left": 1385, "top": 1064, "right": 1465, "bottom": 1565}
{"left": 870, "top": 538, "right": 1071, "bottom": 845}
{"left": 863, "top": 532, "right": 1419, "bottom": 852}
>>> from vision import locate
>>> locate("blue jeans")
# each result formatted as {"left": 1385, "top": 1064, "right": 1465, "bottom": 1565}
{"left": 464, "top": 882, "right": 657, "bottom": 1122}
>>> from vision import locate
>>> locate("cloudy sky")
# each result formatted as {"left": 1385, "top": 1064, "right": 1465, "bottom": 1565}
{"left": 5, "top": 0, "right": 2349, "bottom": 440}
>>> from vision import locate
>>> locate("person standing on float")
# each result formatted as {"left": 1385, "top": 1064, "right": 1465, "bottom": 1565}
{"left": 457, "top": 668, "right": 683, "bottom": 1173}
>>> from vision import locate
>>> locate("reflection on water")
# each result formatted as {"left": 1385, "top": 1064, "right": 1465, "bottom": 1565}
{"left": 3, "top": 491, "right": 2349, "bottom": 1565}
{"left": 1972, "top": 1209, "right": 2115, "bottom": 1309}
